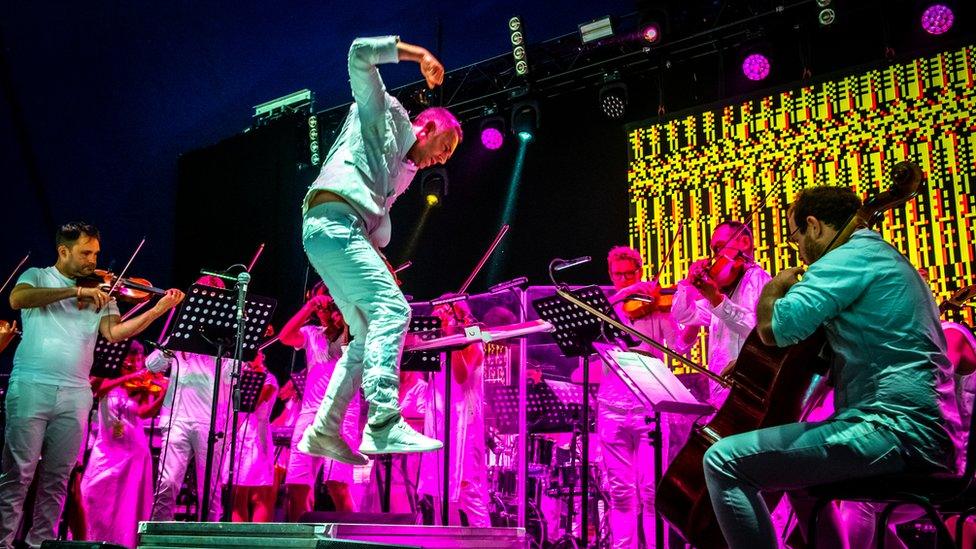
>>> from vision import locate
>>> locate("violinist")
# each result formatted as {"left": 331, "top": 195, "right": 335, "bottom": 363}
{"left": 600, "top": 246, "right": 694, "bottom": 548}
{"left": 0, "top": 222, "right": 184, "bottom": 549}
{"left": 671, "top": 221, "right": 771, "bottom": 405}
{"left": 82, "top": 341, "right": 167, "bottom": 548}
{"left": 279, "top": 282, "right": 361, "bottom": 519}
{"left": 702, "top": 186, "right": 960, "bottom": 549}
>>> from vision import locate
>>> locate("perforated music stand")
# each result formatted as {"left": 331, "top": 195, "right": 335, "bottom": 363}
{"left": 401, "top": 315, "right": 441, "bottom": 372}
{"left": 165, "top": 284, "right": 276, "bottom": 361}
{"left": 90, "top": 336, "right": 134, "bottom": 378}
{"left": 290, "top": 369, "right": 308, "bottom": 400}
{"left": 236, "top": 369, "right": 269, "bottom": 414}
{"left": 162, "top": 283, "right": 276, "bottom": 522}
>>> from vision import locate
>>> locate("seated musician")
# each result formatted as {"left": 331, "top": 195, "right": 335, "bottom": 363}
{"left": 703, "top": 186, "right": 961, "bottom": 548}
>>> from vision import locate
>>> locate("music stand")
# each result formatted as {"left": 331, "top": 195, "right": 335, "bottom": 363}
{"left": 163, "top": 283, "right": 277, "bottom": 522}
{"left": 487, "top": 380, "right": 593, "bottom": 435}
{"left": 290, "top": 368, "right": 308, "bottom": 400}
{"left": 90, "top": 336, "right": 134, "bottom": 378}
{"left": 532, "top": 285, "right": 622, "bottom": 548}
{"left": 592, "top": 342, "right": 713, "bottom": 549}
{"left": 235, "top": 369, "right": 268, "bottom": 414}
{"left": 401, "top": 315, "right": 441, "bottom": 372}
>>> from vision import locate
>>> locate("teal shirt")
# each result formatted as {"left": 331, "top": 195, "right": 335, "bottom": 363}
{"left": 772, "top": 229, "right": 960, "bottom": 470}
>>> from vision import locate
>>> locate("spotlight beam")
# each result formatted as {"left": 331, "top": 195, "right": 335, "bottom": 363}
{"left": 487, "top": 135, "right": 532, "bottom": 284}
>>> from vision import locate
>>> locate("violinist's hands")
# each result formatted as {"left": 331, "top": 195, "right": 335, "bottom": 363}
{"left": 420, "top": 51, "right": 445, "bottom": 88}
{"left": 305, "top": 295, "right": 333, "bottom": 314}
{"left": 687, "top": 259, "right": 722, "bottom": 306}
{"left": 78, "top": 287, "right": 111, "bottom": 309}
{"left": 768, "top": 266, "right": 805, "bottom": 297}
{"left": 152, "top": 289, "right": 185, "bottom": 314}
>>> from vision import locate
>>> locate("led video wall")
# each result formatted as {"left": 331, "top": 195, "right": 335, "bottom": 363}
{"left": 627, "top": 45, "right": 976, "bottom": 368}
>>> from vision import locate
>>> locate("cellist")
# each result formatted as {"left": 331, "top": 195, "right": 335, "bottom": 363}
{"left": 702, "top": 186, "right": 961, "bottom": 548}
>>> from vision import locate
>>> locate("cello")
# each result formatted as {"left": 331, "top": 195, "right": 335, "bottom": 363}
{"left": 655, "top": 160, "right": 925, "bottom": 548}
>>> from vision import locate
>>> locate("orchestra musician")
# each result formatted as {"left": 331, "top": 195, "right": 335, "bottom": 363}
{"left": 702, "top": 186, "right": 961, "bottom": 548}
{"left": 671, "top": 220, "right": 772, "bottom": 405}
{"left": 278, "top": 283, "right": 362, "bottom": 518}
{"left": 0, "top": 222, "right": 184, "bottom": 549}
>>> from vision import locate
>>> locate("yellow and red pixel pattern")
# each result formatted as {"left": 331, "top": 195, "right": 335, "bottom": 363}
{"left": 627, "top": 45, "right": 976, "bottom": 366}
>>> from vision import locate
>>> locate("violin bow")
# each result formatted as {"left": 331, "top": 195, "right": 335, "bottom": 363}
{"left": 456, "top": 224, "right": 510, "bottom": 295}
{"left": 0, "top": 252, "right": 30, "bottom": 296}
{"left": 652, "top": 220, "right": 683, "bottom": 286}
{"left": 103, "top": 236, "right": 148, "bottom": 304}
{"left": 247, "top": 243, "right": 266, "bottom": 272}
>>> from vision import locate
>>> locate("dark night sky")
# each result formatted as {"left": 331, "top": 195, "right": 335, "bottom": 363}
{"left": 0, "top": 1, "right": 634, "bottom": 284}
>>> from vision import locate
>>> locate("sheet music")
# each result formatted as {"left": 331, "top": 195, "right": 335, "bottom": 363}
{"left": 595, "top": 342, "right": 712, "bottom": 416}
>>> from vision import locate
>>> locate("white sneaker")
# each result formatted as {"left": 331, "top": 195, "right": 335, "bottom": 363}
{"left": 297, "top": 427, "right": 369, "bottom": 465}
{"left": 359, "top": 418, "right": 443, "bottom": 455}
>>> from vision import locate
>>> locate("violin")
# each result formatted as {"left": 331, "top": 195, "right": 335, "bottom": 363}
{"left": 76, "top": 269, "right": 168, "bottom": 304}
{"left": 122, "top": 369, "right": 167, "bottom": 396}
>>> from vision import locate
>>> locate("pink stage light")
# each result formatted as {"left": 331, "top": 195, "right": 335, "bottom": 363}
{"left": 641, "top": 23, "right": 661, "bottom": 44}
{"left": 921, "top": 4, "right": 954, "bottom": 35}
{"left": 480, "top": 126, "right": 504, "bottom": 150}
{"left": 742, "top": 53, "right": 770, "bottom": 81}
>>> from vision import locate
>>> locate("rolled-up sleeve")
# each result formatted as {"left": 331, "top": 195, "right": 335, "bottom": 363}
{"left": 771, "top": 247, "right": 869, "bottom": 347}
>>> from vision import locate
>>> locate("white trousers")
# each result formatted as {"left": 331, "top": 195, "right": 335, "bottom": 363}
{"left": 0, "top": 381, "right": 92, "bottom": 549}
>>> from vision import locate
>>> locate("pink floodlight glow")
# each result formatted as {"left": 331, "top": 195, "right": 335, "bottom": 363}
{"left": 921, "top": 4, "right": 954, "bottom": 35}
{"left": 481, "top": 127, "right": 504, "bottom": 150}
{"left": 642, "top": 23, "right": 661, "bottom": 44}
{"left": 742, "top": 53, "right": 770, "bottom": 81}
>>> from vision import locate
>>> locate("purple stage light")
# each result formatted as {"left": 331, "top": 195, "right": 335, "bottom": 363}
{"left": 742, "top": 53, "right": 770, "bottom": 81}
{"left": 481, "top": 126, "right": 504, "bottom": 150}
{"left": 921, "top": 4, "right": 954, "bottom": 35}
{"left": 641, "top": 23, "right": 661, "bottom": 44}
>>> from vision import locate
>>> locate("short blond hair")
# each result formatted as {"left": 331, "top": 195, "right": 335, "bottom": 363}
{"left": 414, "top": 107, "right": 463, "bottom": 141}
{"left": 607, "top": 246, "right": 643, "bottom": 270}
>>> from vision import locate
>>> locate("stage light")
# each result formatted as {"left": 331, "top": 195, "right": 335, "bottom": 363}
{"left": 641, "top": 23, "right": 661, "bottom": 44}
{"left": 921, "top": 4, "right": 954, "bottom": 35}
{"left": 511, "top": 99, "right": 540, "bottom": 140}
{"left": 599, "top": 73, "right": 628, "bottom": 120}
{"left": 579, "top": 16, "right": 615, "bottom": 45}
{"left": 509, "top": 16, "right": 530, "bottom": 78}
{"left": 420, "top": 168, "right": 447, "bottom": 208}
{"left": 742, "top": 53, "right": 771, "bottom": 81}
{"left": 480, "top": 113, "right": 505, "bottom": 150}
{"left": 816, "top": 0, "right": 836, "bottom": 26}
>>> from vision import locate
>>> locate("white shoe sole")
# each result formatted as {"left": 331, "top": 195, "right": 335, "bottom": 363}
{"left": 360, "top": 439, "right": 444, "bottom": 455}
{"left": 298, "top": 434, "right": 370, "bottom": 465}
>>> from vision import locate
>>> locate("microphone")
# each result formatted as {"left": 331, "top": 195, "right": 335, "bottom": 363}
{"left": 489, "top": 276, "right": 528, "bottom": 294}
{"left": 199, "top": 269, "right": 238, "bottom": 282}
{"left": 144, "top": 340, "right": 175, "bottom": 365}
{"left": 552, "top": 256, "right": 591, "bottom": 272}
{"left": 236, "top": 271, "right": 251, "bottom": 321}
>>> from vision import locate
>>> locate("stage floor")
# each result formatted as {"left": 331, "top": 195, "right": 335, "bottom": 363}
{"left": 138, "top": 521, "right": 527, "bottom": 549}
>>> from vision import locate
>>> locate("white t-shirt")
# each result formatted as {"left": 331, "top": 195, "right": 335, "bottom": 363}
{"left": 299, "top": 325, "right": 343, "bottom": 416}
{"left": 12, "top": 266, "right": 119, "bottom": 388}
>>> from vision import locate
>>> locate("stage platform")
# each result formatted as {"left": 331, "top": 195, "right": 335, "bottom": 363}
{"left": 137, "top": 521, "right": 527, "bottom": 549}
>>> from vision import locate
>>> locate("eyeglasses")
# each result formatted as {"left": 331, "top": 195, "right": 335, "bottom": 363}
{"left": 786, "top": 226, "right": 801, "bottom": 251}
{"left": 609, "top": 270, "right": 639, "bottom": 280}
